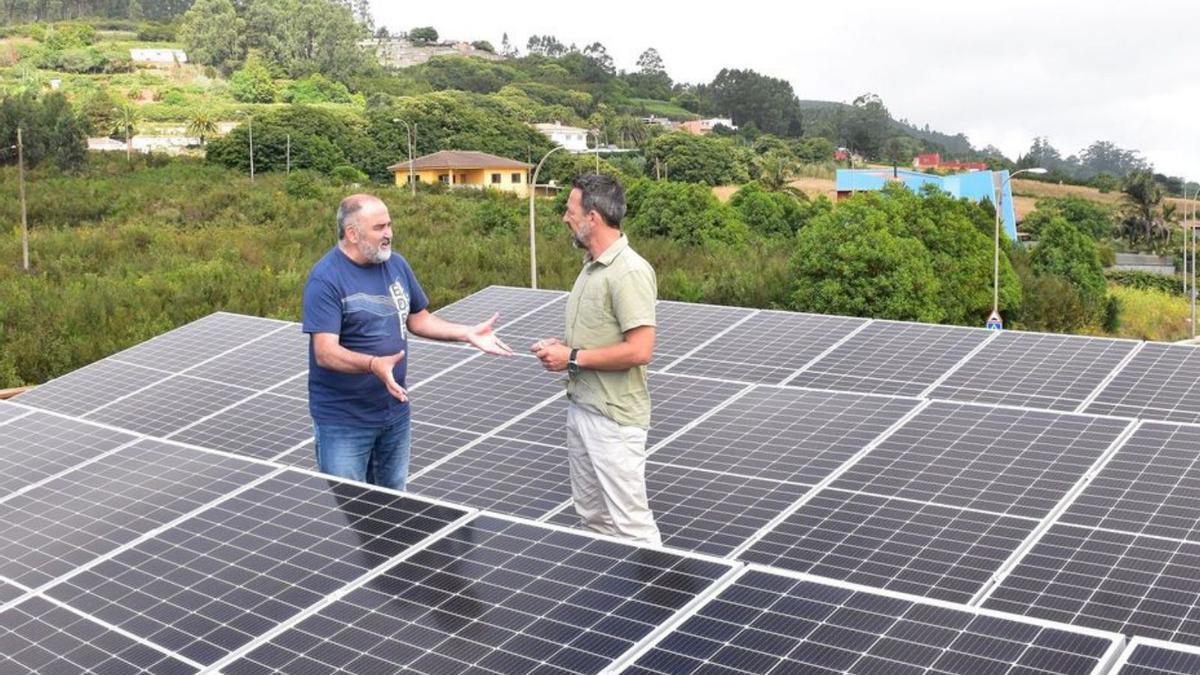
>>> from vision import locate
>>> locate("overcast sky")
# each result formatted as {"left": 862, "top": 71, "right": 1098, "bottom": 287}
{"left": 374, "top": 1, "right": 1200, "bottom": 180}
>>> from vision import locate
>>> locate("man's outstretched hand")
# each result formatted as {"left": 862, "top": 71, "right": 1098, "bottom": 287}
{"left": 369, "top": 350, "right": 408, "bottom": 401}
{"left": 465, "top": 313, "right": 514, "bottom": 356}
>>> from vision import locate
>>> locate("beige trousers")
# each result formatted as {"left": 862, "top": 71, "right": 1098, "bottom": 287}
{"left": 565, "top": 402, "right": 662, "bottom": 547}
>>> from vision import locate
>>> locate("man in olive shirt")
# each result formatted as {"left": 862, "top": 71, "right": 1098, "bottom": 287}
{"left": 532, "top": 174, "right": 661, "bottom": 546}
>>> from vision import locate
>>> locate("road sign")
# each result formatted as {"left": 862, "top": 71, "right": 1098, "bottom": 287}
{"left": 986, "top": 310, "right": 1003, "bottom": 331}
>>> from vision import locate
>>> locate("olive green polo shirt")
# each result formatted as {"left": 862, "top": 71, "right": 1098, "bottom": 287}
{"left": 565, "top": 234, "right": 657, "bottom": 429}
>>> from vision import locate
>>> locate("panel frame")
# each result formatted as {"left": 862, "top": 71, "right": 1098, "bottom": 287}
{"left": 1110, "top": 636, "right": 1200, "bottom": 674}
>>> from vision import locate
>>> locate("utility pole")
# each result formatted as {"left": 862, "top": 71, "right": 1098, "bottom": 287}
{"left": 17, "top": 127, "right": 28, "bottom": 271}
{"left": 248, "top": 116, "right": 255, "bottom": 182}
{"left": 286, "top": 134, "right": 291, "bottom": 174}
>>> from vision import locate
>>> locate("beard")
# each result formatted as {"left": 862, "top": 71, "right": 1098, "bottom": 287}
{"left": 358, "top": 238, "right": 392, "bottom": 263}
{"left": 568, "top": 220, "right": 589, "bottom": 249}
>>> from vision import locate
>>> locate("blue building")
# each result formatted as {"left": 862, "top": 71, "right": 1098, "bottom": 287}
{"left": 836, "top": 168, "right": 1018, "bottom": 241}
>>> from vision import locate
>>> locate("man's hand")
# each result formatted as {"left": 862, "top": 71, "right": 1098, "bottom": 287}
{"left": 465, "top": 313, "right": 514, "bottom": 356}
{"left": 369, "top": 350, "right": 408, "bottom": 401}
{"left": 531, "top": 338, "right": 571, "bottom": 372}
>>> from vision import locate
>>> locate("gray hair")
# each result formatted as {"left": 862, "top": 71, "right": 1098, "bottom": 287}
{"left": 573, "top": 174, "right": 626, "bottom": 228}
{"left": 336, "top": 194, "right": 378, "bottom": 240}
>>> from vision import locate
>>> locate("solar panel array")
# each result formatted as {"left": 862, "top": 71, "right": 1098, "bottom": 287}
{"left": 6, "top": 285, "right": 1200, "bottom": 673}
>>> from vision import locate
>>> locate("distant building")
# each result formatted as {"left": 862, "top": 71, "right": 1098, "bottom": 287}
{"left": 679, "top": 117, "right": 736, "bottom": 135}
{"left": 129, "top": 48, "right": 187, "bottom": 64}
{"left": 388, "top": 150, "right": 532, "bottom": 197}
{"left": 836, "top": 168, "right": 1020, "bottom": 240}
{"left": 362, "top": 38, "right": 502, "bottom": 68}
{"left": 533, "top": 122, "right": 589, "bottom": 152}
{"left": 640, "top": 115, "right": 678, "bottom": 130}
{"left": 914, "top": 152, "right": 987, "bottom": 172}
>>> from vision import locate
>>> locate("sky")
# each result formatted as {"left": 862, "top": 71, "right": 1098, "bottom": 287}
{"left": 373, "top": 0, "right": 1200, "bottom": 180}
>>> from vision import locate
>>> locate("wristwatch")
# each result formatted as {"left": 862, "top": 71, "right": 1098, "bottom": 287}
{"left": 567, "top": 348, "right": 580, "bottom": 375}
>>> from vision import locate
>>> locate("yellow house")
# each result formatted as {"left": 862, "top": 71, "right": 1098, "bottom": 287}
{"left": 388, "top": 150, "right": 532, "bottom": 197}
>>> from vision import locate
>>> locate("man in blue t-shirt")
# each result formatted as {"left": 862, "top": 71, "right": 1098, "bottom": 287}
{"left": 302, "top": 194, "right": 512, "bottom": 490}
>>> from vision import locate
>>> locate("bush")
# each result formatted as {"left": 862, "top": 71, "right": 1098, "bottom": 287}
{"left": 330, "top": 164, "right": 368, "bottom": 184}
{"left": 1030, "top": 217, "right": 1107, "bottom": 325}
{"left": 280, "top": 74, "right": 352, "bottom": 104}
{"left": 624, "top": 179, "right": 748, "bottom": 246}
{"left": 136, "top": 23, "right": 176, "bottom": 42}
{"left": 1105, "top": 268, "right": 1182, "bottom": 295}
{"left": 647, "top": 132, "right": 750, "bottom": 185}
{"left": 284, "top": 169, "right": 323, "bottom": 198}
{"left": 229, "top": 56, "right": 276, "bottom": 103}
{"left": 729, "top": 181, "right": 819, "bottom": 237}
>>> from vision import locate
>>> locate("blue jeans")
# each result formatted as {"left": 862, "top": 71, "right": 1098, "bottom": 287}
{"left": 313, "top": 418, "right": 412, "bottom": 491}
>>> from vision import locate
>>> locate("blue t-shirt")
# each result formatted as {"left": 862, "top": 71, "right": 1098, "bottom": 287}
{"left": 302, "top": 246, "right": 429, "bottom": 427}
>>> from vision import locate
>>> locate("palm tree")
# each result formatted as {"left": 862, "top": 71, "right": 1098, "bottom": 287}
{"left": 756, "top": 150, "right": 805, "bottom": 198}
{"left": 113, "top": 102, "right": 139, "bottom": 163}
{"left": 186, "top": 110, "right": 217, "bottom": 147}
{"left": 1119, "top": 170, "right": 1171, "bottom": 247}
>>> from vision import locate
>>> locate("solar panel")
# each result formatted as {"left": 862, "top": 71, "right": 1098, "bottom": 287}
{"left": 0, "top": 439, "right": 273, "bottom": 589}
{"left": 1059, "top": 422, "right": 1200, "bottom": 541}
{"left": 0, "top": 578, "right": 24, "bottom": 605}
{"left": 185, "top": 326, "right": 308, "bottom": 391}
{"left": 622, "top": 568, "right": 1121, "bottom": 675}
{"left": 984, "top": 523, "right": 1200, "bottom": 646}
{"left": 494, "top": 295, "right": 567, "bottom": 352}
{"left": 43, "top": 470, "right": 469, "bottom": 665}
{"left": 406, "top": 340, "right": 482, "bottom": 387}
{"left": 0, "top": 399, "right": 30, "bottom": 424}
{"left": 664, "top": 310, "right": 867, "bottom": 384}
{"left": 494, "top": 372, "right": 747, "bottom": 450}
{"left": 433, "top": 285, "right": 565, "bottom": 325}
{"left": 267, "top": 372, "right": 307, "bottom": 400}
{"left": 740, "top": 489, "right": 1041, "bottom": 603}
{"left": 168, "top": 392, "right": 312, "bottom": 461}
{"left": 930, "top": 331, "right": 1138, "bottom": 411}
{"left": 82, "top": 375, "right": 257, "bottom": 438}
{"left": 650, "top": 387, "right": 921, "bottom": 485}
{"left": 221, "top": 515, "right": 733, "bottom": 675}
{"left": 787, "top": 321, "right": 991, "bottom": 396}
{"left": 274, "top": 422, "right": 481, "bottom": 476}
{"left": 408, "top": 355, "right": 563, "bottom": 435}
{"left": 0, "top": 412, "right": 137, "bottom": 497}
{"left": 1, "top": 596, "right": 198, "bottom": 674}
{"left": 653, "top": 301, "right": 758, "bottom": 359}
{"left": 11, "top": 359, "right": 170, "bottom": 416}
{"left": 830, "top": 401, "right": 1132, "bottom": 519}
{"left": 108, "top": 312, "right": 288, "bottom": 370}
{"left": 548, "top": 462, "right": 810, "bottom": 557}
{"left": 1085, "top": 342, "right": 1200, "bottom": 423}
{"left": 1112, "top": 637, "right": 1200, "bottom": 675}
{"left": 409, "top": 437, "right": 570, "bottom": 519}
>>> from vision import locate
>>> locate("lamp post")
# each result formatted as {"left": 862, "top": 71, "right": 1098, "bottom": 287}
{"left": 528, "top": 145, "right": 566, "bottom": 289}
{"left": 391, "top": 118, "right": 416, "bottom": 197}
{"left": 991, "top": 167, "right": 1047, "bottom": 327}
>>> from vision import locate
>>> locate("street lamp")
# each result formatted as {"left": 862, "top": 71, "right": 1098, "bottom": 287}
{"left": 528, "top": 145, "right": 566, "bottom": 289}
{"left": 991, "top": 167, "right": 1047, "bottom": 328}
{"left": 391, "top": 118, "right": 416, "bottom": 197}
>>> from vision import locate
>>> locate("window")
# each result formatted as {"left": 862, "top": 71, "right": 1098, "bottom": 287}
{"left": 438, "top": 174, "right": 449, "bottom": 184}
{"left": 407, "top": 175, "right": 420, "bottom": 184}
{"left": 512, "top": 173, "right": 522, "bottom": 184}
{"left": 491, "top": 173, "right": 502, "bottom": 184}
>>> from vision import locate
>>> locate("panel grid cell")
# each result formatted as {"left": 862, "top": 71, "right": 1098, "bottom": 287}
{"left": 741, "top": 489, "right": 1041, "bottom": 603}
{"left": 0, "top": 413, "right": 136, "bottom": 496}
{"left": 0, "top": 400, "right": 28, "bottom": 424}
{"left": 830, "top": 401, "right": 1131, "bottom": 519}
{"left": 985, "top": 523, "right": 1200, "bottom": 646}
{"left": 225, "top": 515, "right": 731, "bottom": 675}
{"left": 496, "top": 373, "right": 746, "bottom": 450}
{"left": 1085, "top": 342, "right": 1200, "bottom": 423}
{"left": 666, "top": 311, "right": 867, "bottom": 384}
{"left": 789, "top": 321, "right": 990, "bottom": 396}
{"left": 410, "top": 438, "right": 570, "bottom": 519}
{"left": 186, "top": 326, "right": 309, "bottom": 391}
{"left": 650, "top": 387, "right": 920, "bottom": 485}
{"left": 11, "top": 359, "right": 170, "bottom": 416}
{"left": 45, "top": 471, "right": 468, "bottom": 665}
{"left": 1, "top": 578, "right": 24, "bottom": 605}
{"left": 1060, "top": 422, "right": 1200, "bottom": 542}
{"left": 549, "top": 463, "right": 810, "bottom": 557}
{"left": 84, "top": 375, "right": 258, "bottom": 438}
{"left": 409, "top": 355, "right": 563, "bottom": 435}
{"left": 169, "top": 393, "right": 313, "bottom": 460}
{"left": 433, "top": 286, "right": 565, "bottom": 325}
{"left": 626, "top": 569, "right": 1118, "bottom": 675}
{"left": 1116, "top": 639, "right": 1200, "bottom": 675}
{"left": 1, "top": 596, "right": 197, "bottom": 674}
{"left": 0, "top": 438, "right": 272, "bottom": 589}
{"left": 931, "top": 331, "right": 1137, "bottom": 411}
{"left": 109, "top": 313, "right": 286, "bottom": 370}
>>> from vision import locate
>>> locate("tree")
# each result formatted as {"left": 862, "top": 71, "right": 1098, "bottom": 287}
{"left": 581, "top": 42, "right": 614, "bottom": 76}
{"left": 1119, "top": 170, "right": 1172, "bottom": 247}
{"left": 229, "top": 53, "right": 277, "bottom": 103}
{"left": 707, "top": 68, "right": 803, "bottom": 137}
{"left": 79, "top": 87, "right": 119, "bottom": 136}
{"left": 882, "top": 136, "right": 920, "bottom": 175}
{"left": 624, "top": 179, "right": 748, "bottom": 246}
{"left": 625, "top": 47, "right": 672, "bottom": 100}
{"left": 178, "top": 0, "right": 245, "bottom": 72}
{"left": 186, "top": 110, "right": 217, "bottom": 146}
{"left": 1029, "top": 217, "right": 1108, "bottom": 327}
{"left": 243, "top": 0, "right": 370, "bottom": 80}
{"left": 647, "top": 132, "right": 750, "bottom": 185}
{"left": 845, "top": 93, "right": 891, "bottom": 159}
{"left": 113, "top": 101, "right": 139, "bottom": 162}
{"left": 754, "top": 150, "right": 800, "bottom": 193}
{"left": 408, "top": 26, "right": 438, "bottom": 45}
{"left": 730, "top": 181, "right": 821, "bottom": 237}
{"left": 0, "top": 92, "right": 87, "bottom": 172}
{"left": 526, "top": 34, "right": 566, "bottom": 57}
{"left": 1022, "top": 197, "right": 1115, "bottom": 240}
{"left": 471, "top": 40, "right": 494, "bottom": 53}
{"left": 500, "top": 32, "right": 517, "bottom": 57}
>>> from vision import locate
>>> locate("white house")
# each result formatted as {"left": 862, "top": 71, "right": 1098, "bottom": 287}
{"left": 129, "top": 49, "right": 188, "bottom": 64}
{"left": 533, "top": 122, "right": 589, "bottom": 152}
